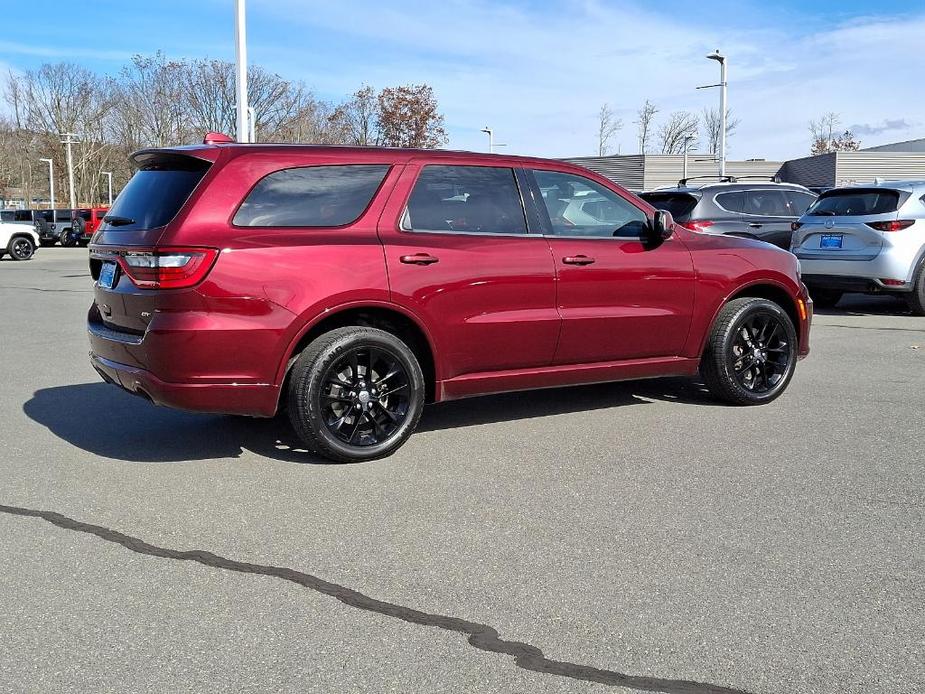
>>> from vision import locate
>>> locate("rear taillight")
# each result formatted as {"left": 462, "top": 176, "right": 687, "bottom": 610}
{"left": 118, "top": 247, "right": 218, "bottom": 289}
{"left": 791, "top": 221, "right": 803, "bottom": 231}
{"left": 679, "top": 220, "right": 714, "bottom": 232}
{"left": 865, "top": 220, "right": 915, "bottom": 232}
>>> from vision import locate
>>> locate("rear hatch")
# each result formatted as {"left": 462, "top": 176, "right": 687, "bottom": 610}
{"left": 792, "top": 188, "right": 906, "bottom": 260}
{"left": 638, "top": 191, "right": 699, "bottom": 222}
{"left": 89, "top": 151, "right": 214, "bottom": 334}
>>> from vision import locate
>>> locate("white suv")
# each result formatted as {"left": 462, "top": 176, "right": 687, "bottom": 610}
{"left": 791, "top": 181, "right": 925, "bottom": 314}
{"left": 0, "top": 220, "right": 39, "bottom": 261}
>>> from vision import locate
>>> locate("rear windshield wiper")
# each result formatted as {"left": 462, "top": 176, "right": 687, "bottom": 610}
{"left": 809, "top": 210, "right": 836, "bottom": 216}
{"left": 103, "top": 215, "right": 136, "bottom": 226}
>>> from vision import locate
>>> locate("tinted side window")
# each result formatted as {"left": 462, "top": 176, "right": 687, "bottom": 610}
{"left": 745, "top": 190, "right": 790, "bottom": 217}
{"left": 532, "top": 169, "right": 647, "bottom": 238}
{"left": 405, "top": 165, "right": 526, "bottom": 234}
{"left": 714, "top": 191, "right": 746, "bottom": 213}
{"left": 785, "top": 191, "right": 816, "bottom": 216}
{"left": 235, "top": 165, "right": 389, "bottom": 227}
{"left": 0, "top": 211, "right": 14, "bottom": 222}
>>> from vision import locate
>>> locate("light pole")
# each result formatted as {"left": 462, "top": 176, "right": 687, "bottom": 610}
{"left": 247, "top": 106, "right": 256, "bottom": 143}
{"left": 480, "top": 126, "right": 493, "bottom": 153}
{"left": 705, "top": 50, "right": 727, "bottom": 177}
{"left": 60, "top": 133, "right": 78, "bottom": 209}
{"left": 39, "top": 158, "right": 55, "bottom": 210}
{"left": 234, "top": 0, "right": 250, "bottom": 143}
{"left": 682, "top": 135, "right": 694, "bottom": 181}
{"left": 101, "top": 171, "right": 113, "bottom": 206}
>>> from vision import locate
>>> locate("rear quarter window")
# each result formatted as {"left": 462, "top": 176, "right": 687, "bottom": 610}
{"left": 234, "top": 165, "right": 390, "bottom": 227}
{"left": 638, "top": 193, "right": 698, "bottom": 220}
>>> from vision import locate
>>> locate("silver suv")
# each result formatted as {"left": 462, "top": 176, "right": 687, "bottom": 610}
{"left": 791, "top": 181, "right": 925, "bottom": 314}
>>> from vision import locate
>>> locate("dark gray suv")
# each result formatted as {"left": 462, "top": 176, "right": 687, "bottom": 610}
{"left": 640, "top": 178, "right": 817, "bottom": 249}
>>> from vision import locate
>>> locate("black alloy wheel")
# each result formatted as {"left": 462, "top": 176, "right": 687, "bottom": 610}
{"left": 727, "top": 311, "right": 793, "bottom": 395}
{"left": 319, "top": 345, "right": 412, "bottom": 447}
{"left": 701, "top": 297, "right": 797, "bottom": 405}
{"left": 9, "top": 236, "right": 35, "bottom": 261}
{"left": 288, "top": 326, "right": 425, "bottom": 462}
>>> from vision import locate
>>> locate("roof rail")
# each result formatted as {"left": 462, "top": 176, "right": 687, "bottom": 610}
{"left": 733, "top": 175, "right": 783, "bottom": 183}
{"left": 677, "top": 175, "right": 735, "bottom": 186}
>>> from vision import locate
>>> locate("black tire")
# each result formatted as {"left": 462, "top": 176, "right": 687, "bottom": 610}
{"left": 701, "top": 297, "right": 798, "bottom": 405}
{"left": 60, "top": 229, "right": 76, "bottom": 247}
{"left": 287, "top": 326, "right": 425, "bottom": 463}
{"left": 8, "top": 235, "right": 36, "bottom": 261}
{"left": 905, "top": 261, "right": 925, "bottom": 316}
{"left": 809, "top": 287, "right": 842, "bottom": 309}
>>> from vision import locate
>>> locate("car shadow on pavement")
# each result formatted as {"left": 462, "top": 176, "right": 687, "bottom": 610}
{"left": 814, "top": 294, "right": 912, "bottom": 317}
{"left": 24, "top": 377, "right": 716, "bottom": 465}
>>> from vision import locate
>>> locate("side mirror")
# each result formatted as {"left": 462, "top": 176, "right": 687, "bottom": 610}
{"left": 651, "top": 210, "right": 674, "bottom": 240}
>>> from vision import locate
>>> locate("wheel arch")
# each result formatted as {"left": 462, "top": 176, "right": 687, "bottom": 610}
{"left": 276, "top": 302, "right": 438, "bottom": 406}
{"left": 697, "top": 279, "right": 802, "bottom": 356}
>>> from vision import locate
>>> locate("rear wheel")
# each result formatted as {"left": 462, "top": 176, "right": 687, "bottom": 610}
{"left": 701, "top": 297, "right": 797, "bottom": 405}
{"left": 809, "top": 287, "right": 842, "bottom": 309}
{"left": 287, "top": 327, "right": 425, "bottom": 463}
{"left": 60, "top": 229, "right": 76, "bottom": 247}
{"left": 8, "top": 236, "right": 35, "bottom": 261}
{"left": 905, "top": 262, "right": 925, "bottom": 316}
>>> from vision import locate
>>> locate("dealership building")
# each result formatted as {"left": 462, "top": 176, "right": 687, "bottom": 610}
{"left": 566, "top": 138, "right": 925, "bottom": 192}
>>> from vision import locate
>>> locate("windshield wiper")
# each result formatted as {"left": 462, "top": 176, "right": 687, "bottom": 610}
{"left": 103, "top": 215, "right": 135, "bottom": 226}
{"left": 809, "top": 210, "right": 836, "bottom": 216}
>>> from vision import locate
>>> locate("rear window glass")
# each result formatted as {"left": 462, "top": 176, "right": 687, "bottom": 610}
{"left": 104, "top": 157, "right": 210, "bottom": 230}
{"left": 639, "top": 193, "right": 698, "bottom": 220}
{"left": 807, "top": 189, "right": 900, "bottom": 216}
{"left": 234, "top": 165, "right": 390, "bottom": 227}
{"left": 55, "top": 209, "right": 71, "bottom": 221}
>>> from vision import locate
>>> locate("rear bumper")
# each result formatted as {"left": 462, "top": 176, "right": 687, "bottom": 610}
{"left": 802, "top": 274, "right": 912, "bottom": 294}
{"left": 795, "top": 245, "right": 918, "bottom": 286}
{"left": 90, "top": 352, "right": 279, "bottom": 416}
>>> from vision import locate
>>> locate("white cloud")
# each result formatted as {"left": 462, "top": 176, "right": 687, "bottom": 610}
{"left": 254, "top": 1, "right": 923, "bottom": 160}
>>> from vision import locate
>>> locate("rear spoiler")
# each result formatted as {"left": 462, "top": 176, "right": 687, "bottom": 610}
{"left": 130, "top": 146, "right": 222, "bottom": 169}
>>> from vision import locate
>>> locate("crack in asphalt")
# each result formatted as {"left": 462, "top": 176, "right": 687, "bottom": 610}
{"left": 818, "top": 322, "right": 925, "bottom": 334}
{"left": 0, "top": 503, "right": 751, "bottom": 694}
{"left": 0, "top": 285, "right": 88, "bottom": 294}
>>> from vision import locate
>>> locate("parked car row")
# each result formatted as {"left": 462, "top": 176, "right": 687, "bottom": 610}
{"left": 641, "top": 177, "right": 925, "bottom": 315}
{"left": 0, "top": 206, "right": 109, "bottom": 248}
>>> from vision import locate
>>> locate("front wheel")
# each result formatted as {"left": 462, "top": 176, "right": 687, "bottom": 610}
{"left": 287, "top": 327, "right": 425, "bottom": 463}
{"left": 8, "top": 236, "right": 36, "bottom": 261}
{"left": 701, "top": 297, "right": 798, "bottom": 405}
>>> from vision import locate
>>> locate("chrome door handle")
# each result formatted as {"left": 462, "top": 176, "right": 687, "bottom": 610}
{"left": 562, "top": 255, "right": 595, "bottom": 266}
{"left": 748, "top": 223, "right": 763, "bottom": 228}
{"left": 400, "top": 253, "right": 439, "bottom": 265}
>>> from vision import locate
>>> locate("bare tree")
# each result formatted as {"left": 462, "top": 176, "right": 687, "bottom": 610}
{"left": 658, "top": 111, "right": 699, "bottom": 154}
{"left": 377, "top": 84, "right": 447, "bottom": 148}
{"left": 596, "top": 103, "right": 622, "bottom": 156}
{"left": 333, "top": 85, "right": 380, "bottom": 146}
{"left": 809, "top": 113, "right": 861, "bottom": 154}
{"left": 701, "top": 107, "right": 740, "bottom": 155}
{"left": 635, "top": 100, "right": 658, "bottom": 154}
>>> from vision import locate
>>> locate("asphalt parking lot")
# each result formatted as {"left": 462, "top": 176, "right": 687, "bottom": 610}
{"left": 0, "top": 247, "right": 922, "bottom": 694}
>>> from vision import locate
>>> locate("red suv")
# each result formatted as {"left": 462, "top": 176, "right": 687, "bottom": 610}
{"left": 88, "top": 138, "right": 812, "bottom": 462}
{"left": 73, "top": 207, "right": 109, "bottom": 246}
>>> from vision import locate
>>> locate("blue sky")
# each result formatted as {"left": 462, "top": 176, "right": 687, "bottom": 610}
{"left": 1, "top": 0, "right": 921, "bottom": 160}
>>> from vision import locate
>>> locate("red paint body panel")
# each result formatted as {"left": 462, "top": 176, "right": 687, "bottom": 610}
{"left": 87, "top": 143, "right": 811, "bottom": 416}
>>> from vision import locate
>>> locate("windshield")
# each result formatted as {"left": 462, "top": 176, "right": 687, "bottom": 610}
{"left": 639, "top": 193, "right": 698, "bottom": 221}
{"left": 104, "top": 156, "right": 210, "bottom": 230}
{"left": 806, "top": 189, "right": 901, "bottom": 216}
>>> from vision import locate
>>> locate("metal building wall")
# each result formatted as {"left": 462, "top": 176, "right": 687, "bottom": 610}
{"left": 562, "top": 155, "right": 645, "bottom": 191}
{"left": 834, "top": 152, "right": 925, "bottom": 185}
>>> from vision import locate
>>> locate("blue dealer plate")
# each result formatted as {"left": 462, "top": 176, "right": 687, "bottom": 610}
{"left": 98, "top": 261, "right": 118, "bottom": 289}
{"left": 820, "top": 234, "right": 843, "bottom": 249}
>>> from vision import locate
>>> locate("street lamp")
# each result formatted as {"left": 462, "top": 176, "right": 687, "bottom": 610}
{"left": 39, "top": 158, "right": 54, "bottom": 210}
{"left": 101, "top": 171, "right": 113, "bottom": 206}
{"left": 479, "top": 126, "right": 506, "bottom": 154}
{"left": 234, "top": 0, "right": 250, "bottom": 143}
{"left": 682, "top": 135, "right": 694, "bottom": 181}
{"left": 697, "top": 50, "right": 727, "bottom": 177}
{"left": 59, "top": 133, "right": 78, "bottom": 209}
